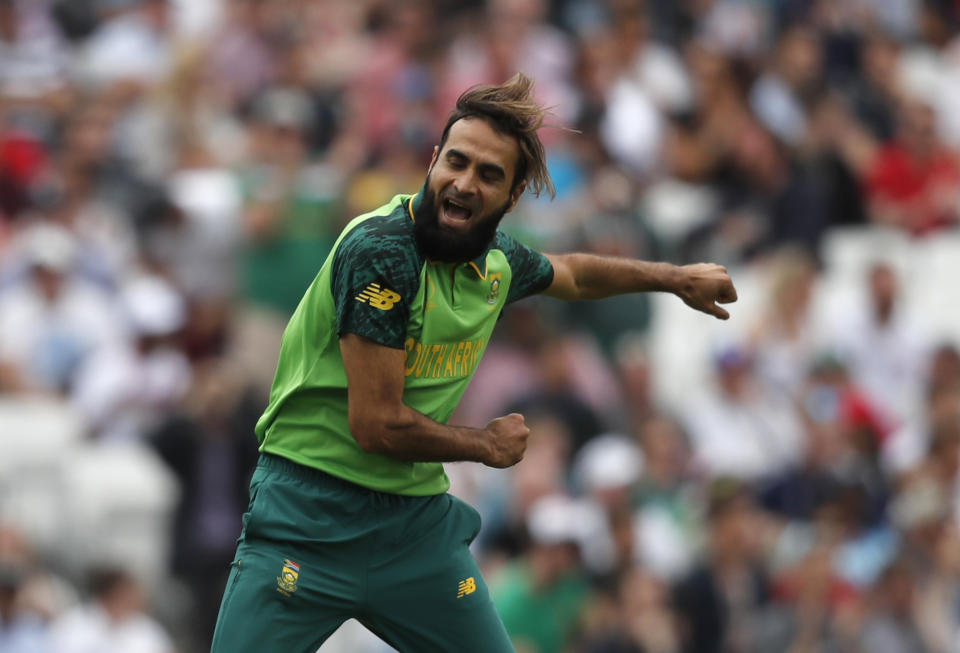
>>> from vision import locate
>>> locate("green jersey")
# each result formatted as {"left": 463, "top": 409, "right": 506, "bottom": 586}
{"left": 254, "top": 191, "right": 554, "bottom": 495}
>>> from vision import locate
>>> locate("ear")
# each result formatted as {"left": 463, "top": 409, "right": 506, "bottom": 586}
{"left": 428, "top": 145, "right": 439, "bottom": 172}
{"left": 506, "top": 181, "right": 526, "bottom": 213}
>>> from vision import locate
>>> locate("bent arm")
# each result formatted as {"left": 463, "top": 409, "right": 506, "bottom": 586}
{"left": 544, "top": 253, "right": 738, "bottom": 319}
{"left": 340, "top": 334, "right": 528, "bottom": 467}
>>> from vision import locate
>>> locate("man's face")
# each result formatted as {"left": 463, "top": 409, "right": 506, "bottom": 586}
{"left": 415, "top": 117, "right": 525, "bottom": 262}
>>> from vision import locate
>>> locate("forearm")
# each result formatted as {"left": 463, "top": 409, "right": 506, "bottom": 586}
{"left": 351, "top": 405, "right": 490, "bottom": 463}
{"left": 548, "top": 253, "right": 681, "bottom": 300}
{"left": 544, "top": 255, "right": 736, "bottom": 319}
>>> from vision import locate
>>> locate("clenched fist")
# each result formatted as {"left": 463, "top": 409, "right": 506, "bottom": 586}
{"left": 674, "top": 263, "right": 738, "bottom": 320}
{"left": 482, "top": 413, "right": 530, "bottom": 468}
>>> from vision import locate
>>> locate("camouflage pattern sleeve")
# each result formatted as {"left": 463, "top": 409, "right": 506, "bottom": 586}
{"left": 332, "top": 217, "right": 423, "bottom": 349}
{"left": 496, "top": 231, "right": 555, "bottom": 304}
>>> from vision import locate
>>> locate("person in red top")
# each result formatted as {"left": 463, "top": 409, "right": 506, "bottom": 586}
{"left": 864, "top": 99, "right": 960, "bottom": 235}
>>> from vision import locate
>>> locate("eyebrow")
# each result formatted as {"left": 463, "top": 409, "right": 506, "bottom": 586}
{"left": 446, "top": 148, "right": 507, "bottom": 181}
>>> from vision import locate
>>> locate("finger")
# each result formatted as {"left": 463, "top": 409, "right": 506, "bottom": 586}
{"left": 709, "top": 304, "right": 730, "bottom": 320}
{"left": 718, "top": 282, "right": 738, "bottom": 303}
{"left": 718, "top": 290, "right": 737, "bottom": 303}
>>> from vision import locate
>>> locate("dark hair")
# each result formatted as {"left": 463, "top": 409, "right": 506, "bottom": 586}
{"left": 707, "top": 477, "right": 751, "bottom": 521}
{"left": 87, "top": 567, "right": 133, "bottom": 600}
{"left": 438, "top": 72, "right": 555, "bottom": 199}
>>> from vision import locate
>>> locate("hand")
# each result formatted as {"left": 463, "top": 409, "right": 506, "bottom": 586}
{"left": 482, "top": 413, "right": 530, "bottom": 468}
{"left": 675, "top": 263, "right": 738, "bottom": 319}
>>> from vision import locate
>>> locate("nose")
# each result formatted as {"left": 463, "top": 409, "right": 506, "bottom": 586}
{"left": 451, "top": 168, "right": 479, "bottom": 197}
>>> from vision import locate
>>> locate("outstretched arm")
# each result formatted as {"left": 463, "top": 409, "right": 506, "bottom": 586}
{"left": 543, "top": 253, "right": 738, "bottom": 320}
{"left": 340, "top": 334, "right": 530, "bottom": 467}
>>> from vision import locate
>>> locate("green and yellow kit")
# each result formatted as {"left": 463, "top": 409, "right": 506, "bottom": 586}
{"left": 211, "top": 191, "right": 554, "bottom": 652}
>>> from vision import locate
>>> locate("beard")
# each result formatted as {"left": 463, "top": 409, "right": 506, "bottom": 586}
{"left": 413, "top": 178, "right": 510, "bottom": 263}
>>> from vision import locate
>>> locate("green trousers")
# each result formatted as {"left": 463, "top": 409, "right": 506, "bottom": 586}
{"left": 210, "top": 453, "right": 514, "bottom": 652}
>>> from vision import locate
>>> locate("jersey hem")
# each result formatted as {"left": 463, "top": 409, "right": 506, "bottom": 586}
{"left": 259, "top": 444, "right": 451, "bottom": 497}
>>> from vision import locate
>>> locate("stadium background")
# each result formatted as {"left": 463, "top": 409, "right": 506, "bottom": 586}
{"left": 2, "top": 0, "right": 960, "bottom": 651}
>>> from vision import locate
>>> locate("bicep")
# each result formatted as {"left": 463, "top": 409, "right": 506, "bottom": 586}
{"left": 542, "top": 253, "right": 579, "bottom": 300}
{"left": 340, "top": 333, "right": 407, "bottom": 414}
{"left": 340, "top": 334, "right": 410, "bottom": 449}
{"left": 332, "top": 223, "right": 420, "bottom": 349}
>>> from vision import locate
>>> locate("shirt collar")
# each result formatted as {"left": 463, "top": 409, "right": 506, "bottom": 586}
{"left": 467, "top": 246, "right": 491, "bottom": 280}
{"left": 408, "top": 188, "right": 423, "bottom": 223}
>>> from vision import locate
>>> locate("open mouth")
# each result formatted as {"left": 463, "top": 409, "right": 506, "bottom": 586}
{"left": 441, "top": 197, "right": 474, "bottom": 225}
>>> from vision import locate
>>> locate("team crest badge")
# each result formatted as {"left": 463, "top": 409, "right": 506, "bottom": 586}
{"left": 486, "top": 276, "right": 501, "bottom": 305}
{"left": 277, "top": 559, "right": 300, "bottom": 596}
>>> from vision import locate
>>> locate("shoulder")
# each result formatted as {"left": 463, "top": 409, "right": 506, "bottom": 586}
{"left": 491, "top": 230, "right": 553, "bottom": 275}
{"left": 331, "top": 196, "right": 424, "bottom": 300}
{"left": 491, "top": 230, "right": 539, "bottom": 260}
{"left": 336, "top": 196, "right": 421, "bottom": 269}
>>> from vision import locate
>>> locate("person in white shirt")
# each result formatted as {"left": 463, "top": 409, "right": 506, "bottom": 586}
{"left": 0, "top": 223, "right": 124, "bottom": 394}
{"left": 48, "top": 568, "right": 174, "bottom": 653}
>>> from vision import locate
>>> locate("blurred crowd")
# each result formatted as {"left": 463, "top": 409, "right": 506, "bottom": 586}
{"left": 2, "top": 0, "right": 960, "bottom": 652}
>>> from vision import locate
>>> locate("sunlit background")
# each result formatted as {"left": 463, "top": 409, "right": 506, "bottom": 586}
{"left": 2, "top": 0, "right": 960, "bottom": 651}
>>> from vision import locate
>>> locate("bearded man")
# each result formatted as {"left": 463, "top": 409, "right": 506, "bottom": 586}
{"left": 210, "top": 73, "right": 737, "bottom": 652}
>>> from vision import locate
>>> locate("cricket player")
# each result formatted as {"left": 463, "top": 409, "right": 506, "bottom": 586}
{"left": 210, "top": 73, "right": 737, "bottom": 652}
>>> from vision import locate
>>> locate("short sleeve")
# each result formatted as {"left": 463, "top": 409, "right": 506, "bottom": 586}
{"left": 332, "top": 219, "right": 422, "bottom": 349}
{"left": 496, "top": 231, "right": 555, "bottom": 304}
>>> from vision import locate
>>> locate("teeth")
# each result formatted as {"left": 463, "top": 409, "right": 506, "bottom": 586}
{"left": 443, "top": 198, "right": 472, "bottom": 221}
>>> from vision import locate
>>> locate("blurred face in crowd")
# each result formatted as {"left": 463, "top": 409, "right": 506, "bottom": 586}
{"left": 863, "top": 36, "right": 899, "bottom": 92}
{"left": 620, "top": 568, "right": 670, "bottom": 616}
{"left": 899, "top": 100, "right": 938, "bottom": 156}
{"left": 869, "top": 263, "right": 897, "bottom": 322}
{"left": 31, "top": 265, "right": 66, "bottom": 303}
{"left": 99, "top": 574, "right": 146, "bottom": 622}
{"left": 65, "top": 104, "right": 115, "bottom": 168}
{"left": 415, "top": 118, "right": 524, "bottom": 262}
{"left": 639, "top": 415, "right": 688, "bottom": 485}
{"left": 530, "top": 540, "right": 580, "bottom": 588}
{"left": 770, "top": 250, "right": 816, "bottom": 319}
{"left": 929, "top": 345, "right": 960, "bottom": 391}
{"left": 0, "top": 2, "right": 14, "bottom": 41}
{"left": 716, "top": 350, "right": 753, "bottom": 399}
{"left": 778, "top": 26, "right": 821, "bottom": 90}
{"left": 879, "top": 563, "right": 915, "bottom": 617}
{"left": 710, "top": 493, "right": 761, "bottom": 563}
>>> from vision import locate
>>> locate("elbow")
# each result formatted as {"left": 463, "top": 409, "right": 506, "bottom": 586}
{"left": 349, "top": 408, "right": 405, "bottom": 454}
{"left": 350, "top": 416, "right": 387, "bottom": 454}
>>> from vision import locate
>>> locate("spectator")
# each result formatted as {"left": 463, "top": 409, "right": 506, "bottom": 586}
{"left": 572, "top": 433, "right": 643, "bottom": 578}
{"left": 672, "top": 480, "right": 773, "bottom": 653}
{"left": 0, "top": 524, "right": 76, "bottom": 653}
{"left": 580, "top": 568, "right": 681, "bottom": 653}
{"left": 827, "top": 261, "right": 928, "bottom": 426}
{"left": 856, "top": 558, "right": 930, "bottom": 653}
{"left": 75, "top": 0, "right": 173, "bottom": 88}
{"left": 71, "top": 274, "right": 191, "bottom": 441}
{"left": 863, "top": 99, "right": 960, "bottom": 234}
{"left": 749, "top": 247, "right": 821, "bottom": 398}
{"left": 149, "top": 359, "right": 260, "bottom": 650}
{"left": 632, "top": 414, "right": 699, "bottom": 582}
{"left": 0, "top": 565, "right": 48, "bottom": 653}
{"left": 493, "top": 494, "right": 591, "bottom": 653}
{"left": 750, "top": 25, "right": 822, "bottom": 147}
{"left": 0, "top": 222, "right": 125, "bottom": 394}
{"left": 685, "top": 344, "right": 803, "bottom": 480}
{"left": 48, "top": 567, "right": 175, "bottom": 653}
